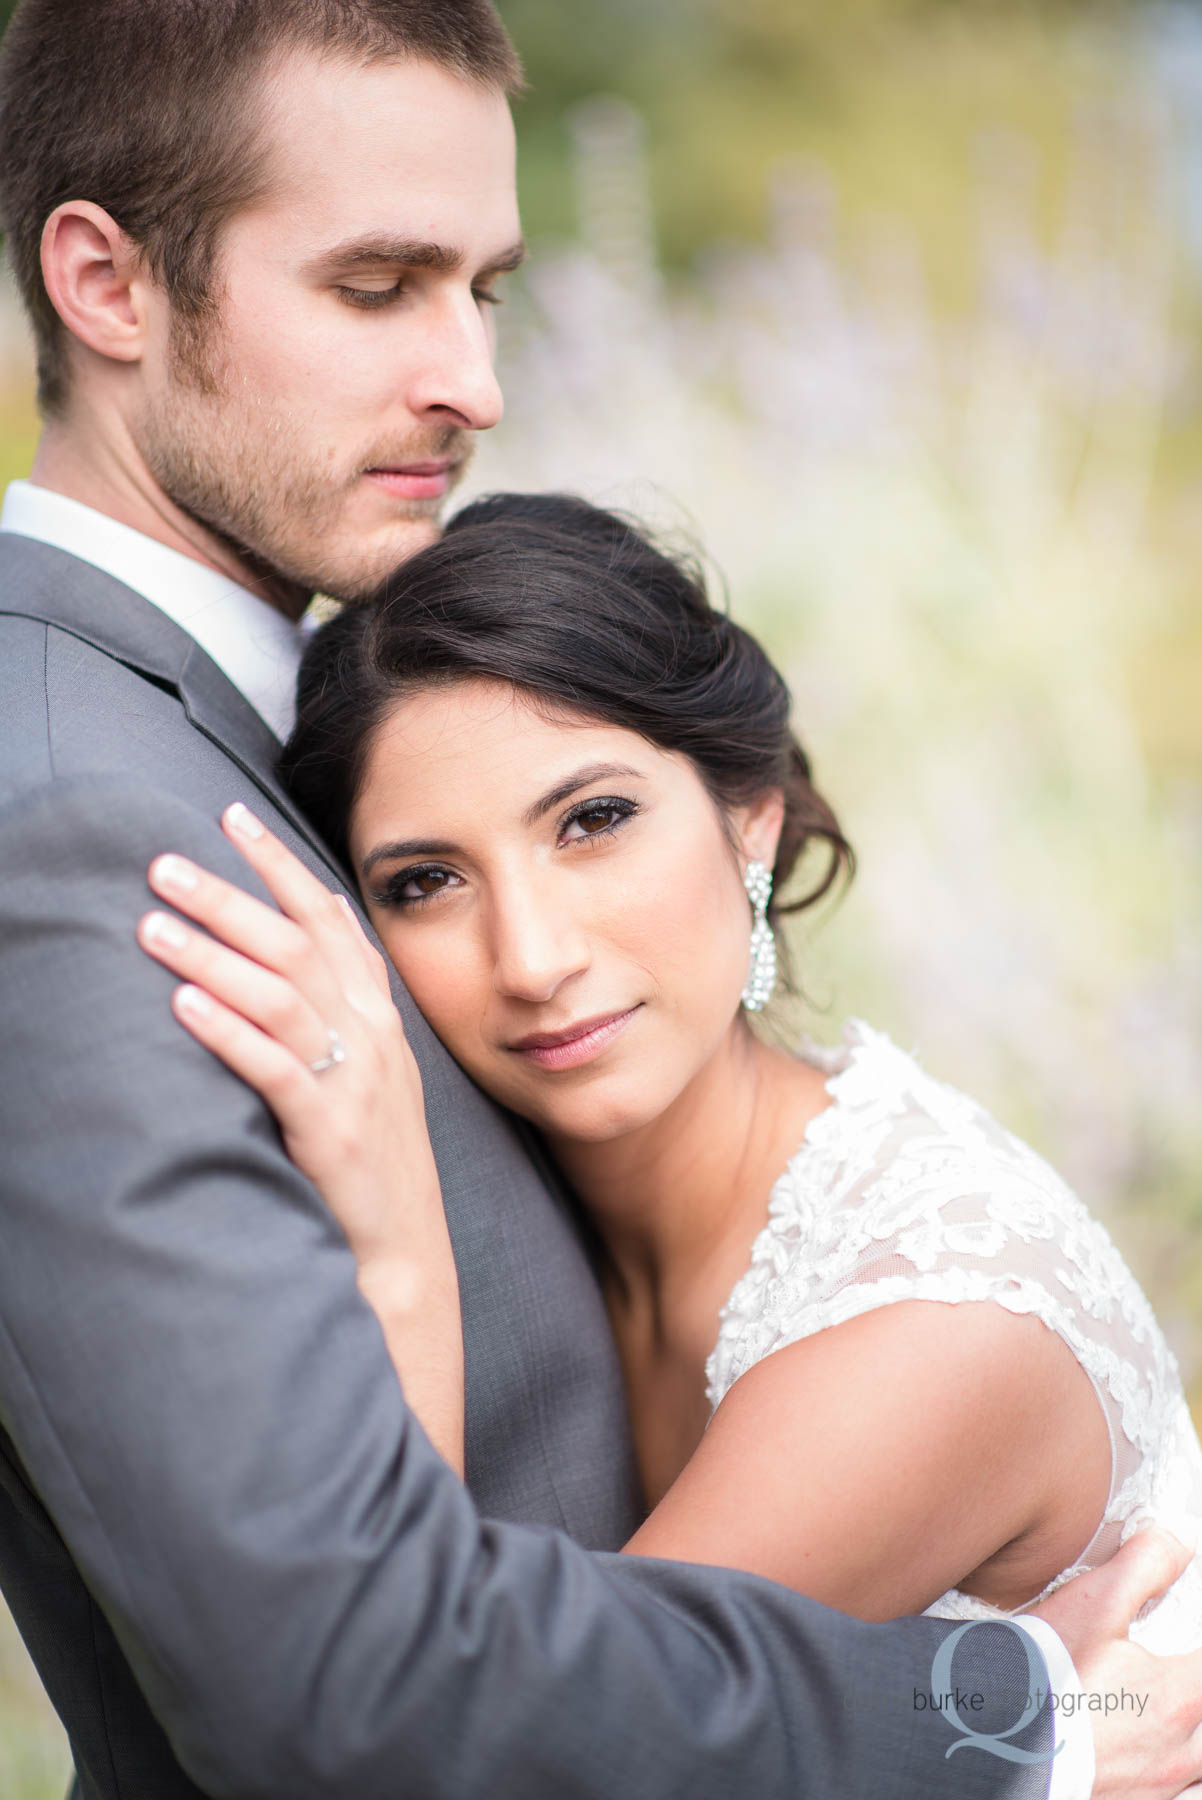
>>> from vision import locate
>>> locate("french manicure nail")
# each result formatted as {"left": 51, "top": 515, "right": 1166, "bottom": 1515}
{"left": 175, "top": 984, "right": 213, "bottom": 1018}
{"left": 226, "top": 802, "right": 265, "bottom": 840}
{"left": 142, "top": 911, "right": 188, "bottom": 950}
{"left": 153, "top": 855, "right": 199, "bottom": 894}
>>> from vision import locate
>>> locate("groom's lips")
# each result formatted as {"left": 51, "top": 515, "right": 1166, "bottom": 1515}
{"left": 364, "top": 461, "right": 457, "bottom": 501}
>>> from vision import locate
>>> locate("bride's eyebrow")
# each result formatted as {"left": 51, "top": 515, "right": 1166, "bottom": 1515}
{"left": 360, "top": 835, "right": 458, "bottom": 877}
{"left": 359, "top": 764, "right": 646, "bottom": 877}
{"left": 521, "top": 763, "right": 646, "bottom": 827}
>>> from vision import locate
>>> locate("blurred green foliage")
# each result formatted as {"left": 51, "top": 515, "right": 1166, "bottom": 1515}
{"left": 500, "top": 0, "right": 1137, "bottom": 272}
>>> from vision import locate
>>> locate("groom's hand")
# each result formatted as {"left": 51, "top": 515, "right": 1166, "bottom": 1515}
{"left": 1030, "top": 1528, "right": 1202, "bottom": 1798}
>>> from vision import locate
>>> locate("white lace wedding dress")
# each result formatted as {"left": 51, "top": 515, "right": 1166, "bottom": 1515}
{"left": 705, "top": 1021, "right": 1202, "bottom": 1651}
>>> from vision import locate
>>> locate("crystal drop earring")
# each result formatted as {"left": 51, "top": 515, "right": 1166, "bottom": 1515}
{"left": 740, "top": 860, "right": 777, "bottom": 1012}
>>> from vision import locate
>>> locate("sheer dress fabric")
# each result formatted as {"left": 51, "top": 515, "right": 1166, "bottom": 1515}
{"left": 705, "top": 1022, "right": 1202, "bottom": 1651}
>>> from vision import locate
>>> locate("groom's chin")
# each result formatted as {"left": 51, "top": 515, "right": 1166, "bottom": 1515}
{"left": 324, "top": 513, "right": 447, "bottom": 608}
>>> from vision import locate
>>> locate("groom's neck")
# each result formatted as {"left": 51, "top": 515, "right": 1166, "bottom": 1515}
{"left": 30, "top": 420, "right": 312, "bottom": 621}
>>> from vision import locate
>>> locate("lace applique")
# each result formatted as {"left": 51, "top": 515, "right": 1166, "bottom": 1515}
{"left": 704, "top": 1021, "right": 1202, "bottom": 1651}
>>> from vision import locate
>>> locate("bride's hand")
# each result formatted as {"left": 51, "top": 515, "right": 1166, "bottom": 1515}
{"left": 137, "top": 800, "right": 438, "bottom": 1266}
{"left": 135, "top": 800, "right": 464, "bottom": 1472}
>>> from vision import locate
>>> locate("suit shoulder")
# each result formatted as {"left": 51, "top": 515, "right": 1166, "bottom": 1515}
{"left": 0, "top": 770, "right": 252, "bottom": 866}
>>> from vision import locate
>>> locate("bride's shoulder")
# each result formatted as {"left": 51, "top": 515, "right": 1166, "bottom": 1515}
{"left": 779, "top": 1017, "right": 1129, "bottom": 1253}
{"left": 773, "top": 1015, "right": 1092, "bottom": 1245}
{"left": 708, "top": 1018, "right": 1165, "bottom": 1407}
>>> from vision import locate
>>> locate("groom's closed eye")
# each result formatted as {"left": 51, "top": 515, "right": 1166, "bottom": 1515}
{"left": 305, "top": 233, "right": 527, "bottom": 301}
{"left": 338, "top": 279, "right": 508, "bottom": 312}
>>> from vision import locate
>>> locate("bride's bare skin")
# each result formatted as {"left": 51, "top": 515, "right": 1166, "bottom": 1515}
{"left": 136, "top": 676, "right": 1115, "bottom": 1628}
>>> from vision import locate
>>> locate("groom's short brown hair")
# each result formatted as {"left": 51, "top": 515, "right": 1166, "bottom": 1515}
{"left": 0, "top": 0, "right": 523, "bottom": 416}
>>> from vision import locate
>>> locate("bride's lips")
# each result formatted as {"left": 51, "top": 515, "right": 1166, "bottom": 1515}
{"left": 507, "top": 1006, "right": 642, "bottom": 1072}
{"left": 364, "top": 461, "right": 457, "bottom": 501}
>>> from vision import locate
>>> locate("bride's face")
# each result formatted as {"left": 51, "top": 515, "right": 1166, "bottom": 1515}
{"left": 347, "top": 677, "right": 781, "bottom": 1145}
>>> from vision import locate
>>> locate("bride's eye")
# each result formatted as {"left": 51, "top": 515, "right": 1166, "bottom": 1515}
{"left": 559, "top": 797, "right": 639, "bottom": 846}
{"left": 373, "top": 865, "right": 462, "bottom": 909}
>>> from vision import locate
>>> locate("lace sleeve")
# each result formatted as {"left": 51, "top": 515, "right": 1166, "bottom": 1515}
{"left": 703, "top": 1022, "right": 1202, "bottom": 1649}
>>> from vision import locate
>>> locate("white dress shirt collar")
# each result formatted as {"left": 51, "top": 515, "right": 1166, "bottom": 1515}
{"left": 0, "top": 478, "right": 307, "bottom": 743}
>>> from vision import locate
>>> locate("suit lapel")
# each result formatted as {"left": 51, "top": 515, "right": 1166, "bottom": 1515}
{"left": 176, "top": 637, "right": 349, "bottom": 886}
{"left": 0, "top": 532, "right": 347, "bottom": 885}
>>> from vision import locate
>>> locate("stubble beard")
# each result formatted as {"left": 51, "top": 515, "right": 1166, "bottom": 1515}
{"left": 135, "top": 305, "right": 471, "bottom": 604}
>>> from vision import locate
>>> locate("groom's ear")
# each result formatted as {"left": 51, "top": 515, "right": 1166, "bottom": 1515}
{"left": 40, "top": 201, "right": 151, "bottom": 373}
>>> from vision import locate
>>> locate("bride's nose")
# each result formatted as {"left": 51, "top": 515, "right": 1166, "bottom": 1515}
{"left": 489, "top": 882, "right": 591, "bottom": 1003}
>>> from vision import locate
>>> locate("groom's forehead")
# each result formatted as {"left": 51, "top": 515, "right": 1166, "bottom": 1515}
{"left": 222, "top": 49, "right": 520, "bottom": 262}
{"left": 249, "top": 48, "right": 516, "bottom": 197}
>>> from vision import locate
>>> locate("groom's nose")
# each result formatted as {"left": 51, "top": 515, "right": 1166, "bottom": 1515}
{"left": 405, "top": 288, "right": 504, "bottom": 432}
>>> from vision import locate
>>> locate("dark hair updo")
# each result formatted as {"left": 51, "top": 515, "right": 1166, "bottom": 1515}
{"left": 280, "top": 493, "right": 854, "bottom": 947}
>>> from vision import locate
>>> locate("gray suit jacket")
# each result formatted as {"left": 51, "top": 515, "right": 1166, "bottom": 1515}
{"left": 0, "top": 532, "right": 1055, "bottom": 1799}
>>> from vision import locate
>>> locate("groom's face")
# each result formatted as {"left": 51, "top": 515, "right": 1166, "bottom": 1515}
{"left": 133, "top": 53, "right": 522, "bottom": 600}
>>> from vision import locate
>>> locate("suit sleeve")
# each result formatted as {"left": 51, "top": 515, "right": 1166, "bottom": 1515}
{"left": 0, "top": 774, "right": 1057, "bottom": 1800}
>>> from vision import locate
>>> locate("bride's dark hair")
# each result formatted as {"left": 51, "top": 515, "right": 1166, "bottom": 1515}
{"left": 281, "top": 492, "right": 853, "bottom": 938}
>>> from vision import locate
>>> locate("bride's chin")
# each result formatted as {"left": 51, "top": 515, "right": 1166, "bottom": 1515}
{"left": 515, "top": 1085, "right": 663, "bottom": 1148}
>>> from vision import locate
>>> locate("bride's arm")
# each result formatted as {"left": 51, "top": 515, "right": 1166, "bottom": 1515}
{"left": 136, "top": 803, "right": 465, "bottom": 1476}
{"left": 623, "top": 1295, "right": 1114, "bottom": 1622}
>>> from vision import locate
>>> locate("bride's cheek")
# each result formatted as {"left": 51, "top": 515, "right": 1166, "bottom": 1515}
{"left": 386, "top": 928, "right": 480, "bottom": 1055}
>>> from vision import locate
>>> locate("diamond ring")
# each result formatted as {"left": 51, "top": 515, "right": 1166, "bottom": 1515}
{"left": 308, "top": 1026, "right": 347, "bottom": 1075}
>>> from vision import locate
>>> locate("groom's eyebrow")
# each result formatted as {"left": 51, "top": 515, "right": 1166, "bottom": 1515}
{"left": 303, "top": 235, "right": 527, "bottom": 278}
